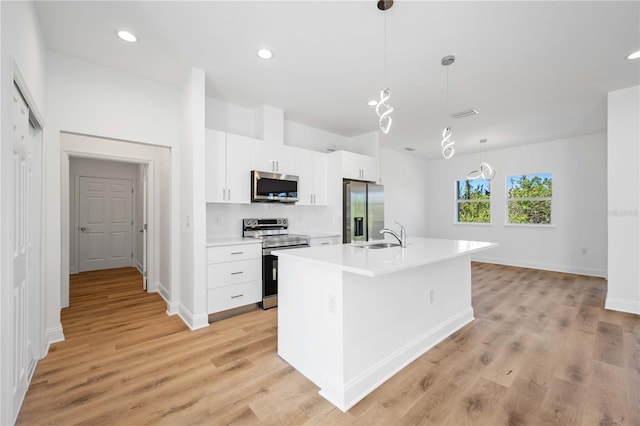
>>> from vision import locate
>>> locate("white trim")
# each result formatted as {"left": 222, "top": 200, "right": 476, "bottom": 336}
{"left": 156, "top": 282, "right": 179, "bottom": 315}
{"left": 454, "top": 222, "right": 492, "bottom": 226}
{"left": 178, "top": 304, "right": 209, "bottom": 330}
{"left": 45, "top": 325, "right": 65, "bottom": 354}
{"left": 605, "top": 297, "right": 640, "bottom": 315}
{"left": 319, "top": 309, "right": 474, "bottom": 412}
{"left": 471, "top": 255, "right": 606, "bottom": 278}
{"left": 502, "top": 223, "right": 555, "bottom": 228}
{"left": 135, "top": 261, "right": 143, "bottom": 274}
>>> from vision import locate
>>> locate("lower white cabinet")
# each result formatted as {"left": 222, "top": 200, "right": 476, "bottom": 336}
{"left": 207, "top": 243, "right": 262, "bottom": 314}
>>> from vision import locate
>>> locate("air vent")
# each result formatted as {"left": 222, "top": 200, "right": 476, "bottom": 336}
{"left": 404, "top": 147, "right": 415, "bottom": 152}
{"left": 450, "top": 108, "right": 479, "bottom": 119}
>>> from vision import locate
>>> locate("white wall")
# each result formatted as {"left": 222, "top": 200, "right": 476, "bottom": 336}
{"left": 179, "top": 68, "right": 208, "bottom": 330}
{"left": 606, "top": 85, "right": 640, "bottom": 314}
{"left": 379, "top": 148, "right": 429, "bottom": 237}
{"left": 68, "top": 158, "right": 139, "bottom": 273}
{"left": 46, "top": 52, "right": 183, "bottom": 330}
{"left": 0, "top": 2, "right": 47, "bottom": 423}
{"left": 205, "top": 97, "right": 255, "bottom": 138}
{"left": 427, "top": 133, "right": 608, "bottom": 277}
{"left": 207, "top": 203, "right": 338, "bottom": 239}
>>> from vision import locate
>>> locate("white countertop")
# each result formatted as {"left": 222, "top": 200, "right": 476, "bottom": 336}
{"left": 273, "top": 237, "right": 498, "bottom": 277}
{"left": 206, "top": 237, "right": 262, "bottom": 247}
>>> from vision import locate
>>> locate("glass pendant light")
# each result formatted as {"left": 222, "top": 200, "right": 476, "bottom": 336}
{"left": 441, "top": 55, "right": 455, "bottom": 159}
{"left": 467, "top": 139, "right": 496, "bottom": 180}
{"left": 375, "top": 1, "right": 393, "bottom": 134}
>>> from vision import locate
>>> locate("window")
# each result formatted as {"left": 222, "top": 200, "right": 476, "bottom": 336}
{"left": 506, "top": 173, "right": 552, "bottom": 224}
{"left": 456, "top": 179, "right": 490, "bottom": 223}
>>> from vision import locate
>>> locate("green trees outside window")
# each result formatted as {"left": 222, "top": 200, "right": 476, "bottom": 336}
{"left": 456, "top": 179, "right": 490, "bottom": 223}
{"left": 507, "top": 173, "right": 552, "bottom": 224}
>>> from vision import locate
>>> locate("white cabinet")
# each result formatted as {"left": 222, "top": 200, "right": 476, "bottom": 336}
{"left": 309, "top": 235, "right": 340, "bottom": 247}
{"left": 205, "top": 130, "right": 252, "bottom": 203}
{"left": 295, "top": 150, "right": 328, "bottom": 206}
{"left": 340, "top": 151, "right": 378, "bottom": 182}
{"left": 207, "top": 243, "right": 262, "bottom": 314}
{"left": 250, "top": 140, "right": 297, "bottom": 175}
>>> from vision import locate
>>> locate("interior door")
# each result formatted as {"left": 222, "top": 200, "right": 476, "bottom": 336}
{"left": 142, "top": 165, "right": 147, "bottom": 290}
{"left": 78, "top": 177, "right": 133, "bottom": 272}
{"left": 11, "top": 83, "right": 32, "bottom": 414}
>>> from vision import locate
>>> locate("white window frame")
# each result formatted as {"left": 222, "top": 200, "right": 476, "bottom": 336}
{"left": 505, "top": 172, "right": 553, "bottom": 225}
{"left": 454, "top": 179, "right": 491, "bottom": 225}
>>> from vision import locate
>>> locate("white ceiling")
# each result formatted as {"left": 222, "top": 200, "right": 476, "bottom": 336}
{"left": 34, "top": 1, "right": 640, "bottom": 159}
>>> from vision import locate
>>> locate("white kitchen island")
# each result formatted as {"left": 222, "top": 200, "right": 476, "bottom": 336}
{"left": 274, "top": 237, "right": 497, "bottom": 412}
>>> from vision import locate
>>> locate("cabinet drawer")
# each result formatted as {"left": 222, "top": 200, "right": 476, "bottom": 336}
{"left": 310, "top": 236, "right": 340, "bottom": 247}
{"left": 208, "top": 281, "right": 262, "bottom": 313}
{"left": 207, "top": 244, "right": 261, "bottom": 264}
{"left": 208, "top": 259, "right": 261, "bottom": 289}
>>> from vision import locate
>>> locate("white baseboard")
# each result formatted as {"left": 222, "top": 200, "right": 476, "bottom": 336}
{"left": 69, "top": 266, "right": 78, "bottom": 274}
{"left": 472, "top": 255, "right": 607, "bottom": 278}
{"left": 178, "top": 304, "right": 209, "bottom": 331}
{"left": 156, "top": 283, "right": 179, "bottom": 315}
{"left": 319, "top": 308, "right": 474, "bottom": 412}
{"left": 45, "top": 324, "right": 65, "bottom": 355}
{"left": 605, "top": 297, "right": 640, "bottom": 315}
{"left": 135, "top": 261, "right": 143, "bottom": 274}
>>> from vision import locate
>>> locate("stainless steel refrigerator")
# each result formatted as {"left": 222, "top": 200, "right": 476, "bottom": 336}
{"left": 343, "top": 180, "right": 384, "bottom": 243}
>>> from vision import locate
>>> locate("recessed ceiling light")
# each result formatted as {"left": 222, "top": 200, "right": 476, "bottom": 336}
{"left": 367, "top": 100, "right": 377, "bottom": 106}
{"left": 627, "top": 50, "right": 640, "bottom": 60}
{"left": 257, "top": 49, "right": 273, "bottom": 60}
{"left": 116, "top": 30, "right": 137, "bottom": 43}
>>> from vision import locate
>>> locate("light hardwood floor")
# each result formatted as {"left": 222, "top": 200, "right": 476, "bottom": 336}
{"left": 17, "top": 264, "right": 640, "bottom": 425}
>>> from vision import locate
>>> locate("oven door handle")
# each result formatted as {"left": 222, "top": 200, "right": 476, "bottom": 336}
{"left": 263, "top": 245, "right": 310, "bottom": 256}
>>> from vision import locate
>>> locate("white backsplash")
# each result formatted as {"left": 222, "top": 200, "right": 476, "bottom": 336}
{"left": 206, "top": 203, "right": 341, "bottom": 239}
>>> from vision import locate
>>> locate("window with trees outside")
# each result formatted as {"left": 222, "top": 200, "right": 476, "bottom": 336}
{"left": 456, "top": 179, "right": 490, "bottom": 223}
{"left": 507, "top": 173, "right": 553, "bottom": 224}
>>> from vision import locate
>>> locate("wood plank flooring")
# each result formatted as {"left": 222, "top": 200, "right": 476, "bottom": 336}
{"left": 17, "top": 264, "right": 640, "bottom": 425}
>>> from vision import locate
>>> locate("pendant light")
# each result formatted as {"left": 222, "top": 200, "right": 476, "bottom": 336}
{"left": 441, "top": 55, "right": 455, "bottom": 159}
{"left": 467, "top": 139, "right": 496, "bottom": 181}
{"left": 375, "top": 0, "right": 393, "bottom": 134}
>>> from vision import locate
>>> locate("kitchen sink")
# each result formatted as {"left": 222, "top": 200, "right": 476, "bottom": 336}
{"left": 358, "top": 242, "right": 401, "bottom": 249}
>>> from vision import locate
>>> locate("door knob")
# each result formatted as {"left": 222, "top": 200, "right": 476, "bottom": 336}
{"left": 80, "top": 227, "right": 89, "bottom": 232}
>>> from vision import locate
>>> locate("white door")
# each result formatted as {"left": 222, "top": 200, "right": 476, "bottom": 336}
{"left": 78, "top": 177, "right": 133, "bottom": 272}
{"left": 142, "top": 165, "right": 148, "bottom": 290}
{"left": 11, "top": 83, "right": 38, "bottom": 415}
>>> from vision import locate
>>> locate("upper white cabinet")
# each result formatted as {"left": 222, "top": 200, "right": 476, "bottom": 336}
{"left": 250, "top": 141, "right": 297, "bottom": 175}
{"left": 296, "top": 150, "right": 327, "bottom": 206}
{"left": 339, "top": 151, "right": 378, "bottom": 182}
{"left": 205, "top": 130, "right": 252, "bottom": 203}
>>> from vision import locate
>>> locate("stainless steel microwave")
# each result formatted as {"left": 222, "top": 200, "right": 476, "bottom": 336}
{"left": 251, "top": 170, "right": 299, "bottom": 203}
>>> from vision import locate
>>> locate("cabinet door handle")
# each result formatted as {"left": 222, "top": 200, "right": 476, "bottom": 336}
{"left": 230, "top": 251, "right": 244, "bottom": 255}
{"left": 276, "top": 161, "right": 279, "bottom": 172}
{"left": 228, "top": 189, "right": 231, "bottom": 200}
{"left": 231, "top": 294, "right": 244, "bottom": 299}
{"left": 230, "top": 271, "right": 243, "bottom": 275}
{"left": 222, "top": 188, "right": 226, "bottom": 200}
{"left": 321, "top": 242, "right": 330, "bottom": 245}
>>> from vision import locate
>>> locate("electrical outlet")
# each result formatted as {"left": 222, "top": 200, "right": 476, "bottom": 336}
{"left": 429, "top": 289, "right": 435, "bottom": 304}
{"left": 328, "top": 294, "right": 336, "bottom": 313}
{"left": 581, "top": 248, "right": 588, "bottom": 255}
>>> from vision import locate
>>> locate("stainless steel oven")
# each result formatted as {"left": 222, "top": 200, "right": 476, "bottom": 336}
{"left": 243, "top": 218, "right": 310, "bottom": 309}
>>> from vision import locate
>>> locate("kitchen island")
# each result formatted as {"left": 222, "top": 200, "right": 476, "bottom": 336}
{"left": 275, "top": 237, "right": 497, "bottom": 412}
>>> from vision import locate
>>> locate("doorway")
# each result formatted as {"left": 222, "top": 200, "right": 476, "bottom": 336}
{"left": 69, "top": 157, "right": 147, "bottom": 284}
{"left": 60, "top": 132, "right": 172, "bottom": 311}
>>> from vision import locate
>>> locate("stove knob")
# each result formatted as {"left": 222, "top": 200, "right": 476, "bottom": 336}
{"left": 277, "top": 219, "right": 282, "bottom": 224}
{"left": 283, "top": 219, "right": 288, "bottom": 225}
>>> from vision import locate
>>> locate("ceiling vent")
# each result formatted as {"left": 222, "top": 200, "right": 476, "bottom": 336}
{"left": 450, "top": 108, "right": 479, "bottom": 119}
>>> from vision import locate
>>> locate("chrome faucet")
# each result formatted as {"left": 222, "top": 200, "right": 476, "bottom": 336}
{"left": 380, "top": 221, "right": 407, "bottom": 248}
